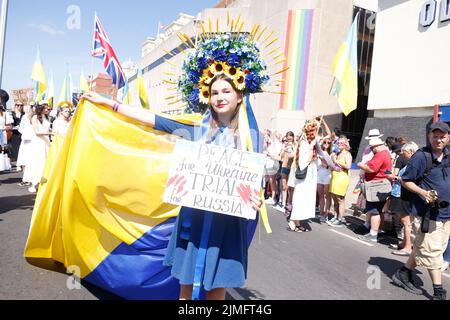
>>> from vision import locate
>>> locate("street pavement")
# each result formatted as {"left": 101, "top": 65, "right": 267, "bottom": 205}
{"left": 1, "top": 168, "right": 449, "bottom": 300}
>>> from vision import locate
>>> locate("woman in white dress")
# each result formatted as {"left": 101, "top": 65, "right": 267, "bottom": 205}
{"left": 27, "top": 101, "right": 51, "bottom": 193}
{"left": 16, "top": 104, "right": 34, "bottom": 185}
{"left": 52, "top": 105, "right": 71, "bottom": 137}
{"left": 288, "top": 120, "right": 320, "bottom": 232}
{"left": 0, "top": 104, "right": 13, "bottom": 172}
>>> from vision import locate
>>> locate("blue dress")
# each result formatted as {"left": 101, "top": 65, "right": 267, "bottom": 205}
{"left": 154, "top": 115, "right": 250, "bottom": 291}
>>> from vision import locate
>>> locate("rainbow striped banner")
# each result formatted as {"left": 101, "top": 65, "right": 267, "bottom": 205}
{"left": 279, "top": 9, "right": 314, "bottom": 111}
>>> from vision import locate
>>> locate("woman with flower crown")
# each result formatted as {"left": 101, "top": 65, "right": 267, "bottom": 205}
{"left": 288, "top": 120, "right": 333, "bottom": 232}
{"left": 82, "top": 32, "right": 270, "bottom": 300}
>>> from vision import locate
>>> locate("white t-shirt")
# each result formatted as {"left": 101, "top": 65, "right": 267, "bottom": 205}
{"left": 52, "top": 118, "right": 70, "bottom": 137}
{"left": 0, "top": 111, "right": 13, "bottom": 145}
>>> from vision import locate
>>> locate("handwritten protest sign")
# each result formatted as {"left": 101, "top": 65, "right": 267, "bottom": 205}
{"left": 163, "top": 140, "right": 266, "bottom": 220}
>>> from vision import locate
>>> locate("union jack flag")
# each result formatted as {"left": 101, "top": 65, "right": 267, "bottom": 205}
{"left": 91, "top": 14, "right": 126, "bottom": 89}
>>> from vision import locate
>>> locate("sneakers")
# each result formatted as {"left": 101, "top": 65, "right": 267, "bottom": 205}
{"left": 392, "top": 269, "right": 422, "bottom": 295}
{"left": 319, "top": 216, "right": 327, "bottom": 223}
{"left": 17, "top": 181, "right": 30, "bottom": 187}
{"left": 28, "top": 186, "right": 37, "bottom": 193}
{"left": 432, "top": 289, "right": 447, "bottom": 300}
{"left": 326, "top": 217, "right": 337, "bottom": 225}
{"left": 265, "top": 198, "right": 275, "bottom": 205}
{"left": 358, "top": 233, "right": 378, "bottom": 242}
{"left": 329, "top": 219, "right": 344, "bottom": 227}
{"left": 273, "top": 204, "right": 285, "bottom": 212}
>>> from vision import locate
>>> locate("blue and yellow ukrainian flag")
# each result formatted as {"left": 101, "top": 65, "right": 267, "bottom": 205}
{"left": 331, "top": 12, "right": 359, "bottom": 116}
{"left": 58, "top": 69, "right": 74, "bottom": 107}
{"left": 121, "top": 79, "right": 132, "bottom": 105}
{"left": 136, "top": 68, "right": 150, "bottom": 109}
{"left": 24, "top": 99, "right": 270, "bottom": 299}
{"left": 31, "top": 47, "right": 47, "bottom": 101}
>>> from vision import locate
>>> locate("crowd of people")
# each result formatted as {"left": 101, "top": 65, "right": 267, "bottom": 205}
{"left": 1, "top": 91, "right": 450, "bottom": 300}
{"left": 0, "top": 99, "right": 72, "bottom": 192}
{"left": 263, "top": 118, "right": 353, "bottom": 231}
{"left": 261, "top": 121, "right": 450, "bottom": 300}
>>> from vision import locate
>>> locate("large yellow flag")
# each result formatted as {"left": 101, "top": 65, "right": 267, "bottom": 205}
{"left": 331, "top": 13, "right": 359, "bottom": 116}
{"left": 24, "top": 100, "right": 270, "bottom": 299}
{"left": 24, "top": 101, "right": 202, "bottom": 299}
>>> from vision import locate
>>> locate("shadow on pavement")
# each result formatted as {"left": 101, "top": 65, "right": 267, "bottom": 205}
{"left": 1, "top": 177, "right": 22, "bottom": 184}
{"left": 26, "top": 258, "right": 124, "bottom": 300}
{"left": 0, "top": 194, "right": 35, "bottom": 214}
{"left": 80, "top": 280, "right": 124, "bottom": 300}
{"left": 232, "top": 287, "right": 265, "bottom": 300}
{"left": 368, "top": 256, "right": 432, "bottom": 299}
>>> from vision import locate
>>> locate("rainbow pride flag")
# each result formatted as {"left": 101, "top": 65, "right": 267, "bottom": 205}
{"left": 279, "top": 9, "right": 314, "bottom": 111}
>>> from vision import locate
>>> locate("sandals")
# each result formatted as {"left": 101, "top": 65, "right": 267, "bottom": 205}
{"left": 286, "top": 226, "right": 303, "bottom": 233}
{"left": 298, "top": 226, "right": 309, "bottom": 232}
{"left": 286, "top": 225, "right": 309, "bottom": 233}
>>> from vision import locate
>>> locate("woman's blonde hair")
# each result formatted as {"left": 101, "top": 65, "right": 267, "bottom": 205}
{"left": 206, "top": 74, "right": 244, "bottom": 148}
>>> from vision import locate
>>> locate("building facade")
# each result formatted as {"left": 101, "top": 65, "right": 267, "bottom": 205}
{"left": 128, "top": 0, "right": 367, "bottom": 128}
{"left": 129, "top": 0, "right": 450, "bottom": 159}
{"left": 357, "top": 0, "right": 450, "bottom": 159}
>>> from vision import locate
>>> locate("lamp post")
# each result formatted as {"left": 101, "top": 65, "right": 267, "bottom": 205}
{"left": 0, "top": 0, "right": 8, "bottom": 88}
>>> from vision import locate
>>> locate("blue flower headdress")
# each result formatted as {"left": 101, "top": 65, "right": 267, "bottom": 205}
{"left": 179, "top": 33, "right": 269, "bottom": 113}
{"left": 163, "top": 15, "right": 288, "bottom": 114}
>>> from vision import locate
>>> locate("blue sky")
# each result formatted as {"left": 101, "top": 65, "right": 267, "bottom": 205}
{"left": 2, "top": 0, "right": 218, "bottom": 105}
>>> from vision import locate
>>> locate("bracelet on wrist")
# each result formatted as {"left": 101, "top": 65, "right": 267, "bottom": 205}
{"left": 112, "top": 102, "right": 121, "bottom": 112}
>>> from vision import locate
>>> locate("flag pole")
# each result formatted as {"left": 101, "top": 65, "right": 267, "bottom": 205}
{"left": 89, "top": 11, "right": 97, "bottom": 91}
{"left": 0, "top": 0, "right": 8, "bottom": 88}
{"left": 328, "top": 77, "right": 336, "bottom": 95}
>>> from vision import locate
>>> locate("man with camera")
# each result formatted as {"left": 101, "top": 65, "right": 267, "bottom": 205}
{"left": 392, "top": 122, "right": 450, "bottom": 300}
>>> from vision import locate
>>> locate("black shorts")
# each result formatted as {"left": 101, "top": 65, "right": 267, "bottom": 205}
{"left": 389, "top": 197, "right": 412, "bottom": 215}
{"left": 365, "top": 201, "right": 385, "bottom": 215}
{"left": 277, "top": 161, "right": 282, "bottom": 174}
{"left": 281, "top": 167, "right": 290, "bottom": 176}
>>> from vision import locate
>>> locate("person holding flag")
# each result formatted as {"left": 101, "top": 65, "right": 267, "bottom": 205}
{"left": 81, "top": 26, "right": 273, "bottom": 300}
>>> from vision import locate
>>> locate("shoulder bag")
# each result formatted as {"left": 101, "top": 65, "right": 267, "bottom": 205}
{"left": 363, "top": 178, "right": 392, "bottom": 202}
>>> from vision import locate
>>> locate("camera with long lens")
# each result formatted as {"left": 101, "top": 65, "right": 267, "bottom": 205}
{"left": 421, "top": 190, "right": 449, "bottom": 233}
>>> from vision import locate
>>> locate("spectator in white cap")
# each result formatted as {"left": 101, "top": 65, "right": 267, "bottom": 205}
{"left": 353, "top": 129, "right": 385, "bottom": 219}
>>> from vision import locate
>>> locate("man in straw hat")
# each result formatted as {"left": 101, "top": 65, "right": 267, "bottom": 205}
{"left": 357, "top": 137, "right": 392, "bottom": 242}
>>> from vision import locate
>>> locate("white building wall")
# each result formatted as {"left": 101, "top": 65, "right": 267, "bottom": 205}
{"left": 368, "top": 0, "right": 450, "bottom": 111}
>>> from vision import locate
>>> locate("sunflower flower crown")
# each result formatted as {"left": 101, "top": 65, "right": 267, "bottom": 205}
{"left": 303, "top": 119, "right": 320, "bottom": 133}
{"left": 178, "top": 33, "right": 270, "bottom": 113}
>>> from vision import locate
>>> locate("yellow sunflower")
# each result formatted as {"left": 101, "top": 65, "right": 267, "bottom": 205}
{"left": 232, "top": 68, "right": 246, "bottom": 91}
{"left": 199, "top": 74, "right": 211, "bottom": 87}
{"left": 208, "top": 61, "right": 229, "bottom": 76}
{"left": 199, "top": 86, "right": 210, "bottom": 104}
